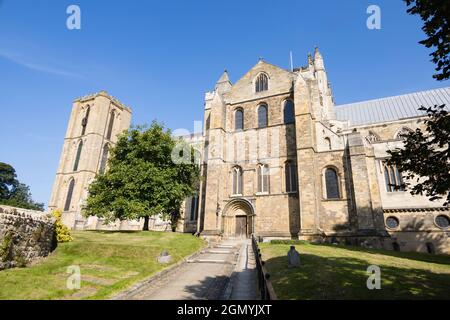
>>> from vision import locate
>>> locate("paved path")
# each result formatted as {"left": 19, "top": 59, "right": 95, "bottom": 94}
{"left": 230, "top": 240, "right": 258, "bottom": 300}
{"left": 115, "top": 239, "right": 259, "bottom": 300}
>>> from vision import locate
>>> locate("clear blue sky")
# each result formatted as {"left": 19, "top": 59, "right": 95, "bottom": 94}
{"left": 0, "top": 0, "right": 448, "bottom": 206}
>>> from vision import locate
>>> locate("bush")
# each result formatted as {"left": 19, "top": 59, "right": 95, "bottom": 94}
{"left": 52, "top": 210, "right": 73, "bottom": 243}
{"left": 0, "top": 232, "right": 13, "bottom": 262}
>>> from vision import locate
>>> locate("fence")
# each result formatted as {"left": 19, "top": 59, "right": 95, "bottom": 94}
{"left": 251, "top": 235, "right": 277, "bottom": 300}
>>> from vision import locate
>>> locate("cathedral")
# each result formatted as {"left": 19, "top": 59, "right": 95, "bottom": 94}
{"left": 49, "top": 48, "right": 450, "bottom": 254}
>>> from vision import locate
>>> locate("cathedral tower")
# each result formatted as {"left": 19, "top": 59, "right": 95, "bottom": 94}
{"left": 48, "top": 91, "right": 132, "bottom": 229}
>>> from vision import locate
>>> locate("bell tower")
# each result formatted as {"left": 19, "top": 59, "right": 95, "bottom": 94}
{"left": 48, "top": 91, "right": 132, "bottom": 229}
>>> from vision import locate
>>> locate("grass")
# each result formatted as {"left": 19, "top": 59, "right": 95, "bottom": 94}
{"left": 259, "top": 242, "right": 450, "bottom": 300}
{"left": 0, "top": 231, "right": 204, "bottom": 300}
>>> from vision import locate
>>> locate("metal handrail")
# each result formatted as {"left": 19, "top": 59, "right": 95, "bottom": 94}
{"left": 251, "top": 234, "right": 277, "bottom": 300}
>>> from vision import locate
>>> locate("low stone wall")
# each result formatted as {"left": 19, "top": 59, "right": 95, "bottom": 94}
{"left": 0, "top": 205, "right": 56, "bottom": 270}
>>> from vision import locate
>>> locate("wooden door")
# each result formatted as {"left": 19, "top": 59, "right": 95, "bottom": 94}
{"left": 235, "top": 215, "right": 247, "bottom": 238}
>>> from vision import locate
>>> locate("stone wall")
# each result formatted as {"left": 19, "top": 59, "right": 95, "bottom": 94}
{"left": 382, "top": 209, "right": 450, "bottom": 255}
{"left": 0, "top": 205, "right": 56, "bottom": 270}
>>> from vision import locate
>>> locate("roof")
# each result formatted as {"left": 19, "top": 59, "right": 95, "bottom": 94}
{"left": 335, "top": 87, "right": 450, "bottom": 126}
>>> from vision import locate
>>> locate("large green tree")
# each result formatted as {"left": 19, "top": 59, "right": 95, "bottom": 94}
{"left": 0, "top": 162, "right": 18, "bottom": 199}
{"left": 0, "top": 162, "right": 44, "bottom": 211}
{"left": 405, "top": 0, "right": 450, "bottom": 81}
{"left": 83, "top": 122, "right": 200, "bottom": 230}
{"left": 385, "top": 1, "right": 450, "bottom": 207}
{"left": 387, "top": 105, "right": 449, "bottom": 206}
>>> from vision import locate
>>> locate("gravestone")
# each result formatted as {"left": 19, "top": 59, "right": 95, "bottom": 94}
{"left": 287, "top": 245, "right": 301, "bottom": 268}
{"left": 157, "top": 250, "right": 172, "bottom": 264}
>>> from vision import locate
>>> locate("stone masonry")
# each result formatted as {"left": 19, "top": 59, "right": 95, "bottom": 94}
{"left": 0, "top": 205, "right": 56, "bottom": 270}
{"left": 48, "top": 49, "right": 450, "bottom": 255}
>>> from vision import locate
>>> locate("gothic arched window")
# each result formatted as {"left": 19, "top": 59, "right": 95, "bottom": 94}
{"left": 324, "top": 137, "right": 332, "bottom": 150}
{"left": 106, "top": 110, "right": 115, "bottom": 140}
{"left": 255, "top": 73, "right": 268, "bottom": 93}
{"left": 99, "top": 144, "right": 109, "bottom": 174}
{"left": 232, "top": 166, "right": 243, "bottom": 195}
{"left": 64, "top": 178, "right": 75, "bottom": 211}
{"left": 285, "top": 161, "right": 297, "bottom": 192}
{"left": 193, "top": 149, "right": 202, "bottom": 167}
{"left": 81, "top": 106, "right": 90, "bottom": 136}
{"left": 235, "top": 109, "right": 244, "bottom": 131}
{"left": 257, "top": 164, "right": 269, "bottom": 193}
{"left": 284, "top": 100, "right": 295, "bottom": 124}
{"left": 325, "top": 168, "right": 340, "bottom": 199}
{"left": 189, "top": 195, "right": 199, "bottom": 221}
{"left": 205, "top": 115, "right": 210, "bottom": 131}
{"left": 258, "top": 104, "right": 268, "bottom": 128}
{"left": 73, "top": 140, "right": 83, "bottom": 171}
{"left": 383, "top": 163, "right": 404, "bottom": 192}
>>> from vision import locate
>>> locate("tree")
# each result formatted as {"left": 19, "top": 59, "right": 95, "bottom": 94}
{"left": 386, "top": 2, "right": 450, "bottom": 206}
{"left": 0, "top": 162, "right": 44, "bottom": 211}
{"left": 387, "top": 105, "right": 450, "bottom": 206}
{"left": 7, "top": 183, "right": 45, "bottom": 211}
{"left": 404, "top": 0, "right": 450, "bottom": 81}
{"left": 83, "top": 121, "right": 200, "bottom": 230}
{"left": 0, "top": 162, "right": 18, "bottom": 199}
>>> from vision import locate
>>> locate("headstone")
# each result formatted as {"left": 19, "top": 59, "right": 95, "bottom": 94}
{"left": 157, "top": 250, "right": 172, "bottom": 264}
{"left": 331, "top": 236, "right": 339, "bottom": 245}
{"left": 287, "top": 245, "right": 301, "bottom": 268}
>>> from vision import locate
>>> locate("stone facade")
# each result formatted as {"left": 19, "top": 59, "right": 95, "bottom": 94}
{"left": 0, "top": 205, "right": 56, "bottom": 270}
{"left": 48, "top": 50, "right": 450, "bottom": 255}
{"left": 191, "top": 49, "right": 449, "bottom": 254}
{"left": 48, "top": 91, "right": 132, "bottom": 230}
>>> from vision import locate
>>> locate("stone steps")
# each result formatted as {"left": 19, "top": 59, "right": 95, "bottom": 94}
{"left": 186, "top": 240, "right": 241, "bottom": 265}
{"left": 203, "top": 249, "right": 233, "bottom": 254}
{"left": 186, "top": 258, "right": 236, "bottom": 265}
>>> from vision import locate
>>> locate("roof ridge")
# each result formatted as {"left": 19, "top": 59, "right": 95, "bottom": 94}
{"left": 335, "top": 87, "right": 450, "bottom": 126}
{"left": 336, "top": 87, "right": 450, "bottom": 108}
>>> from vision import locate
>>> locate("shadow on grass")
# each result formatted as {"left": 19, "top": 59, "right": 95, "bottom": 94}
{"left": 264, "top": 253, "right": 450, "bottom": 300}
{"left": 315, "top": 243, "right": 450, "bottom": 265}
{"left": 82, "top": 230, "right": 144, "bottom": 234}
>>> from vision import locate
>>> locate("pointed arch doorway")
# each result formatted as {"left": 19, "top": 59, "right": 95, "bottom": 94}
{"left": 222, "top": 199, "right": 255, "bottom": 239}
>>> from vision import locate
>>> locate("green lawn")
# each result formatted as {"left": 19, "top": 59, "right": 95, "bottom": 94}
{"left": 0, "top": 231, "right": 204, "bottom": 300}
{"left": 259, "top": 242, "right": 450, "bottom": 300}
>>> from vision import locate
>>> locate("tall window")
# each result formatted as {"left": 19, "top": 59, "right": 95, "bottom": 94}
{"left": 235, "top": 109, "right": 244, "bottom": 131}
{"left": 99, "top": 144, "right": 109, "bottom": 174}
{"left": 106, "top": 110, "right": 115, "bottom": 140}
{"left": 325, "top": 168, "right": 340, "bottom": 199}
{"left": 257, "top": 164, "right": 269, "bottom": 193}
{"left": 64, "top": 179, "right": 75, "bottom": 211}
{"left": 324, "top": 137, "right": 332, "bottom": 150}
{"left": 81, "top": 106, "right": 90, "bottom": 136}
{"left": 285, "top": 161, "right": 297, "bottom": 192}
{"left": 255, "top": 73, "right": 268, "bottom": 92}
{"left": 190, "top": 195, "right": 199, "bottom": 221}
{"left": 205, "top": 115, "right": 210, "bottom": 131}
{"left": 258, "top": 105, "right": 268, "bottom": 128}
{"left": 193, "top": 150, "right": 202, "bottom": 168}
{"left": 73, "top": 141, "right": 83, "bottom": 171}
{"left": 283, "top": 100, "right": 295, "bottom": 124}
{"left": 383, "top": 164, "right": 404, "bottom": 192}
{"left": 232, "top": 166, "right": 243, "bottom": 195}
